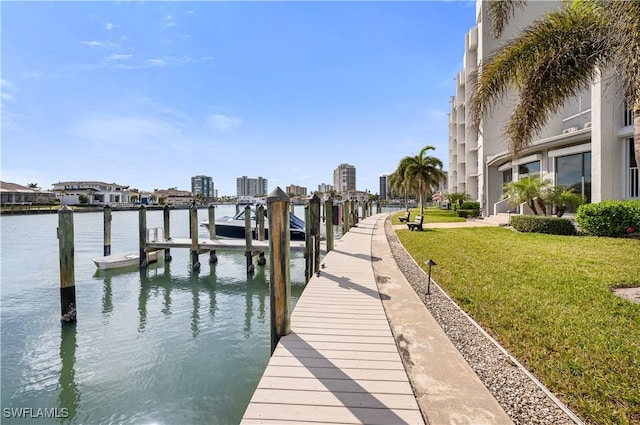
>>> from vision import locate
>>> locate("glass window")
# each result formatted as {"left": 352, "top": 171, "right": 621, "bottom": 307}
{"left": 556, "top": 152, "right": 592, "bottom": 210}
{"left": 502, "top": 169, "right": 512, "bottom": 185}
{"left": 518, "top": 161, "right": 540, "bottom": 175}
{"left": 629, "top": 138, "right": 638, "bottom": 168}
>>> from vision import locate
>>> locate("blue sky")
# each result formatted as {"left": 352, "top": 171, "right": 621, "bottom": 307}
{"left": 1, "top": 1, "right": 476, "bottom": 196}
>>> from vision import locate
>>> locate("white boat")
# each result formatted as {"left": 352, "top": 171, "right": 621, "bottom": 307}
{"left": 93, "top": 250, "right": 159, "bottom": 270}
{"left": 200, "top": 207, "right": 306, "bottom": 241}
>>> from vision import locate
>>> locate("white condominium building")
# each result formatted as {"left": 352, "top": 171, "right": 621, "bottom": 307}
{"left": 449, "top": 0, "right": 638, "bottom": 217}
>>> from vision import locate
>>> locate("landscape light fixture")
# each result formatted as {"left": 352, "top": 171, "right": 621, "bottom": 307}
{"left": 425, "top": 259, "right": 437, "bottom": 295}
{"left": 507, "top": 210, "right": 512, "bottom": 226}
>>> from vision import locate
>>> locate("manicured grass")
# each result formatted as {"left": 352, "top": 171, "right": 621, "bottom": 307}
{"left": 391, "top": 207, "right": 465, "bottom": 225}
{"left": 397, "top": 227, "right": 640, "bottom": 425}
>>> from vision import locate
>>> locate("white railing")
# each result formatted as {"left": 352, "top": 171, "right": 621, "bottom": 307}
{"left": 493, "top": 198, "right": 512, "bottom": 215}
{"left": 629, "top": 167, "right": 639, "bottom": 198}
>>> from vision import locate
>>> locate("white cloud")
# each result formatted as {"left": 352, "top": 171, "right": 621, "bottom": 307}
{"left": 105, "top": 22, "right": 117, "bottom": 30}
{"left": 70, "top": 115, "right": 183, "bottom": 146}
{"left": 1, "top": 79, "right": 15, "bottom": 90}
{"left": 82, "top": 40, "right": 120, "bottom": 50}
{"left": 1, "top": 92, "right": 15, "bottom": 103}
{"left": 82, "top": 40, "right": 103, "bottom": 47}
{"left": 106, "top": 54, "right": 133, "bottom": 61}
{"left": 145, "top": 58, "right": 166, "bottom": 67}
{"left": 166, "top": 15, "right": 176, "bottom": 27}
{"left": 187, "top": 10, "right": 195, "bottom": 15}
{"left": 207, "top": 114, "right": 242, "bottom": 131}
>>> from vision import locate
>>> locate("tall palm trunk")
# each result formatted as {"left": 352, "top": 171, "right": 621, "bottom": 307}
{"left": 634, "top": 99, "right": 640, "bottom": 170}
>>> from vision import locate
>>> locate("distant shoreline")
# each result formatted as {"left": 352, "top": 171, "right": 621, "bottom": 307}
{"left": 0, "top": 203, "right": 237, "bottom": 216}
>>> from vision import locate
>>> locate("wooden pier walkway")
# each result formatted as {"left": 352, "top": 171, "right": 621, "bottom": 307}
{"left": 241, "top": 212, "right": 514, "bottom": 424}
{"left": 241, "top": 215, "right": 425, "bottom": 425}
{"left": 146, "top": 238, "right": 307, "bottom": 252}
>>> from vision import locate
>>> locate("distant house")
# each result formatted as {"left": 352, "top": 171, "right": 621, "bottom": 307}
{"left": 52, "top": 181, "right": 132, "bottom": 206}
{"left": 153, "top": 189, "right": 193, "bottom": 206}
{"left": 0, "top": 181, "right": 56, "bottom": 205}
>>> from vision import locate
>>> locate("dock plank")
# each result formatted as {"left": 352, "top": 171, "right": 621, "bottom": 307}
{"left": 241, "top": 215, "right": 425, "bottom": 425}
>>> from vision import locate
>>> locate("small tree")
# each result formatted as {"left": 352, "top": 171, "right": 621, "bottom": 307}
{"left": 503, "top": 175, "right": 550, "bottom": 215}
{"left": 447, "top": 192, "right": 471, "bottom": 210}
{"left": 543, "top": 186, "right": 585, "bottom": 217}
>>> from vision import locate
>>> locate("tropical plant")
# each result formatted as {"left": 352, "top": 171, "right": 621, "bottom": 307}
{"left": 543, "top": 186, "right": 585, "bottom": 217}
{"left": 471, "top": 0, "right": 640, "bottom": 168}
{"left": 447, "top": 192, "right": 471, "bottom": 210}
{"left": 504, "top": 175, "right": 585, "bottom": 216}
{"left": 503, "top": 175, "right": 552, "bottom": 215}
{"left": 397, "top": 146, "right": 445, "bottom": 214}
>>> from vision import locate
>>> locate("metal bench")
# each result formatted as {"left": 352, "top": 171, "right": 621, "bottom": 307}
{"left": 407, "top": 215, "right": 424, "bottom": 231}
{"left": 398, "top": 211, "right": 411, "bottom": 223}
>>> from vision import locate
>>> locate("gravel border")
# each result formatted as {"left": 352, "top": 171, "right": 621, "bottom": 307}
{"left": 383, "top": 217, "right": 585, "bottom": 425}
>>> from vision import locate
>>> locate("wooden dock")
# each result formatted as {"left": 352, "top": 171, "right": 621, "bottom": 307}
{"left": 241, "top": 215, "right": 425, "bottom": 425}
{"left": 146, "top": 238, "right": 307, "bottom": 252}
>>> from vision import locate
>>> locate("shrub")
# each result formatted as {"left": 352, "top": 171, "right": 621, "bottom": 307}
{"left": 456, "top": 209, "right": 479, "bottom": 218}
{"left": 511, "top": 215, "right": 576, "bottom": 235}
{"left": 576, "top": 200, "right": 640, "bottom": 237}
{"left": 460, "top": 201, "right": 480, "bottom": 210}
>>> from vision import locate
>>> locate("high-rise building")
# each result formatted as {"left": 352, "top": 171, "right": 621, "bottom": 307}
{"left": 449, "top": 0, "right": 638, "bottom": 217}
{"left": 236, "top": 176, "right": 268, "bottom": 197}
{"left": 333, "top": 163, "right": 356, "bottom": 195}
{"left": 191, "top": 175, "right": 215, "bottom": 200}
{"left": 379, "top": 174, "right": 389, "bottom": 200}
{"left": 286, "top": 185, "right": 307, "bottom": 196}
{"left": 318, "top": 183, "right": 334, "bottom": 194}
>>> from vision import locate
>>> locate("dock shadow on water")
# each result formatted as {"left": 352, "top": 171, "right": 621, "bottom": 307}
{"left": 0, "top": 209, "right": 306, "bottom": 425}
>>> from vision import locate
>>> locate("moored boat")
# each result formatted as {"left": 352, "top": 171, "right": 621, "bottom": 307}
{"left": 93, "top": 250, "right": 159, "bottom": 270}
{"left": 200, "top": 207, "right": 306, "bottom": 241}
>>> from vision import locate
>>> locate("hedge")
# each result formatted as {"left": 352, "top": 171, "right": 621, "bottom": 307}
{"left": 575, "top": 200, "right": 640, "bottom": 237}
{"left": 457, "top": 209, "right": 479, "bottom": 218}
{"left": 510, "top": 215, "right": 576, "bottom": 235}
{"left": 460, "top": 201, "right": 481, "bottom": 211}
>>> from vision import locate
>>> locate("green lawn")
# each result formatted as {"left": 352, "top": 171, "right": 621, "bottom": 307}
{"left": 397, "top": 227, "right": 640, "bottom": 425}
{"left": 391, "top": 207, "right": 465, "bottom": 225}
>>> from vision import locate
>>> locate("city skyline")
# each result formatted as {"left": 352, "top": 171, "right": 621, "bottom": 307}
{"left": 1, "top": 1, "right": 476, "bottom": 195}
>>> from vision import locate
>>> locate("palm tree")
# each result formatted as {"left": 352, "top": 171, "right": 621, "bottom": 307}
{"left": 543, "top": 186, "right": 585, "bottom": 217}
{"left": 447, "top": 192, "right": 471, "bottom": 211}
{"left": 471, "top": 0, "right": 640, "bottom": 168}
{"left": 503, "top": 175, "right": 551, "bottom": 215}
{"left": 389, "top": 158, "right": 415, "bottom": 210}
{"left": 399, "top": 146, "right": 445, "bottom": 214}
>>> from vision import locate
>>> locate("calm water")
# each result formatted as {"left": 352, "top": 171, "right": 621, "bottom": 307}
{"left": 0, "top": 206, "right": 310, "bottom": 425}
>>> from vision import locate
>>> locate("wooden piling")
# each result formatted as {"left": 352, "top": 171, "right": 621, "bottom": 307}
{"left": 343, "top": 201, "right": 350, "bottom": 233}
{"left": 138, "top": 206, "right": 149, "bottom": 268}
{"left": 267, "top": 187, "right": 291, "bottom": 353}
{"left": 58, "top": 206, "right": 77, "bottom": 322}
{"left": 325, "top": 196, "right": 334, "bottom": 252}
{"left": 244, "top": 205, "right": 253, "bottom": 274}
{"left": 208, "top": 204, "right": 217, "bottom": 263}
{"left": 304, "top": 205, "right": 312, "bottom": 282}
{"left": 163, "top": 205, "right": 172, "bottom": 262}
{"left": 352, "top": 200, "right": 358, "bottom": 224}
{"left": 309, "top": 193, "right": 321, "bottom": 274}
{"left": 103, "top": 205, "right": 111, "bottom": 256}
{"left": 190, "top": 204, "right": 200, "bottom": 270}
{"left": 257, "top": 205, "right": 265, "bottom": 241}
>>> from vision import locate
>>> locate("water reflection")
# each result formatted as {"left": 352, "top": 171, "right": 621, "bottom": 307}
{"left": 190, "top": 269, "right": 200, "bottom": 338}
{"left": 58, "top": 324, "right": 79, "bottom": 424}
{"left": 102, "top": 276, "right": 113, "bottom": 318}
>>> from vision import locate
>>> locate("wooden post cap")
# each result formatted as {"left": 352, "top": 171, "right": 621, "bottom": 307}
{"left": 267, "top": 187, "right": 290, "bottom": 203}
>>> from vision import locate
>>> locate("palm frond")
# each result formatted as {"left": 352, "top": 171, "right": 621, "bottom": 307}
{"left": 488, "top": 0, "right": 528, "bottom": 38}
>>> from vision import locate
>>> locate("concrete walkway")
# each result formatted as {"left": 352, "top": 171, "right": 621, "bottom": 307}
{"left": 241, "top": 214, "right": 512, "bottom": 424}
